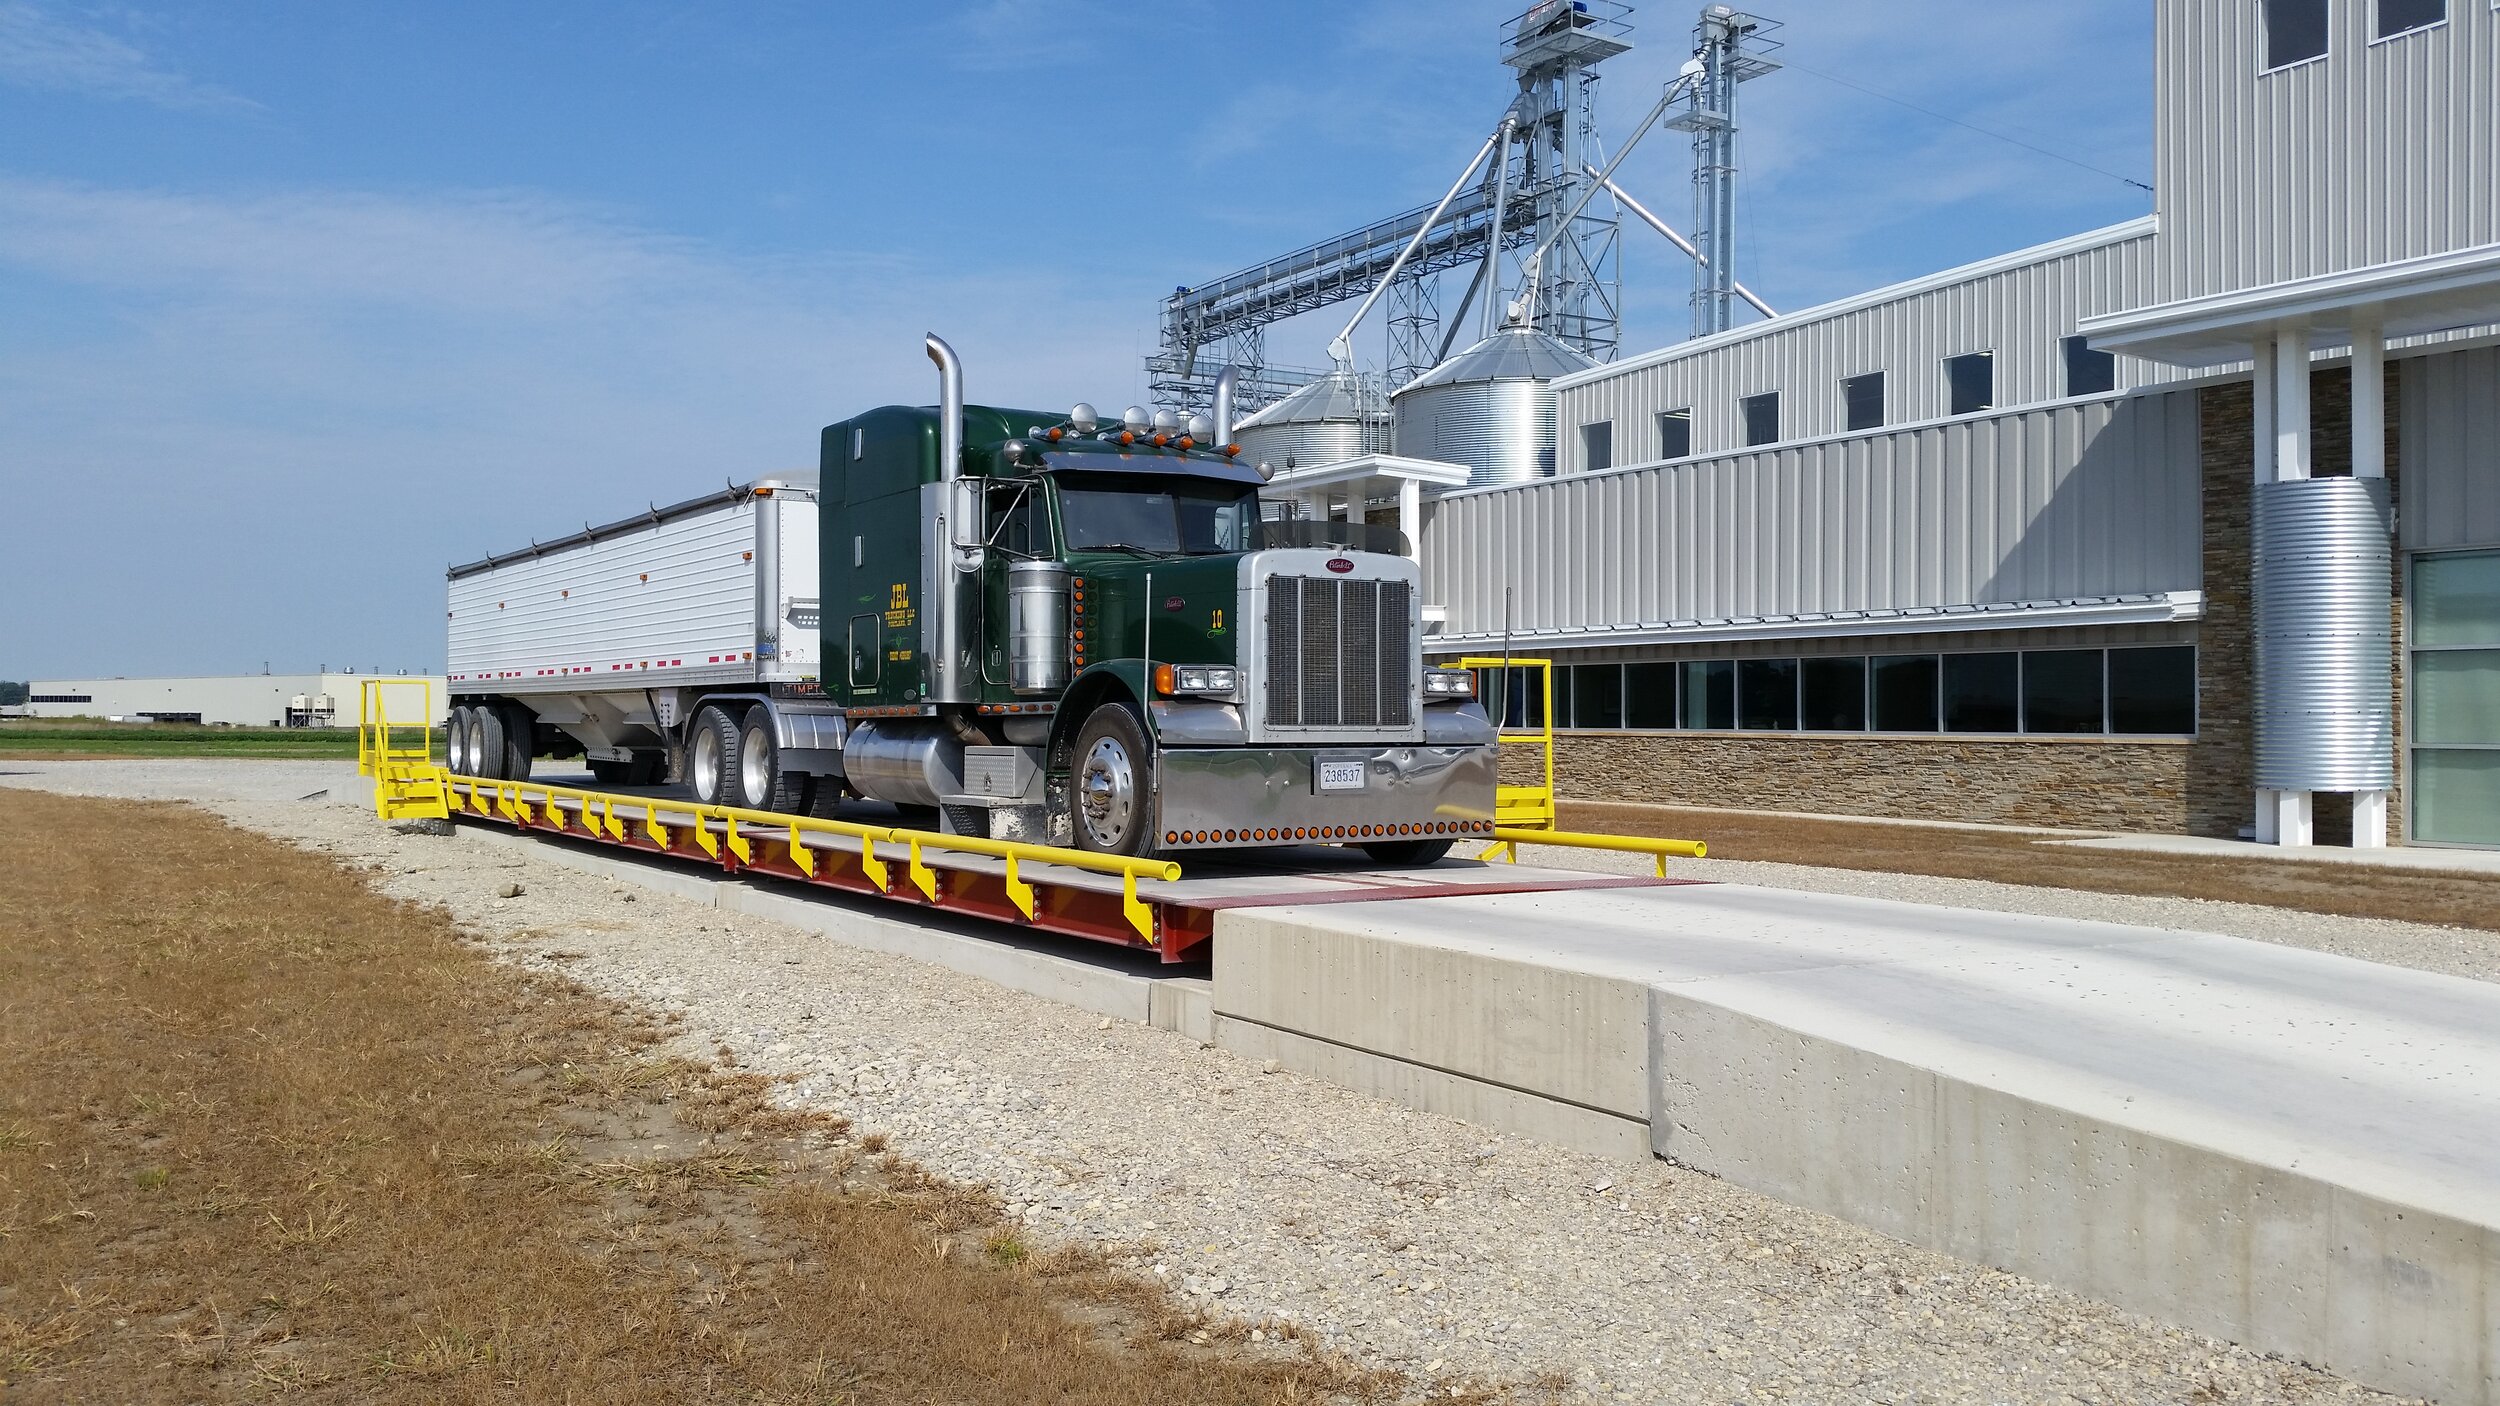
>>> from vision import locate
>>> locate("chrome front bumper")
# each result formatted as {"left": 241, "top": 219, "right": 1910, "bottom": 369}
{"left": 1153, "top": 744, "right": 1498, "bottom": 850}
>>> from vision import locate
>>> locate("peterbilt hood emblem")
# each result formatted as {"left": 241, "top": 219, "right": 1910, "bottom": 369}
{"left": 1164, "top": 595, "right": 1186, "bottom": 611}
{"left": 1325, "top": 557, "right": 1354, "bottom": 574}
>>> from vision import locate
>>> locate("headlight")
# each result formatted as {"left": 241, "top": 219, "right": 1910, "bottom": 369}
{"left": 1170, "top": 665, "right": 1239, "bottom": 698}
{"left": 1423, "top": 667, "right": 1476, "bottom": 698}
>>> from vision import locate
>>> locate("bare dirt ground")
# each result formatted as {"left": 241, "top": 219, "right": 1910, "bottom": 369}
{"left": 2, "top": 759, "right": 2450, "bottom": 1404}
{"left": 0, "top": 785, "right": 1405, "bottom": 1404}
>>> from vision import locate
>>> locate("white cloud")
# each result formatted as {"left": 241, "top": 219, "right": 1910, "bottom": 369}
{"left": 0, "top": 177, "right": 1148, "bottom": 674}
{"left": 0, "top": 2, "right": 252, "bottom": 109}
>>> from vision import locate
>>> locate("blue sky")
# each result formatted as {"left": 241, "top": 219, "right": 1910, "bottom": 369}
{"left": 0, "top": 1, "right": 2153, "bottom": 679}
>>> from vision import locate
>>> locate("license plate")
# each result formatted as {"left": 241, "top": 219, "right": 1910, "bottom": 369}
{"left": 1317, "top": 760, "right": 1367, "bottom": 792}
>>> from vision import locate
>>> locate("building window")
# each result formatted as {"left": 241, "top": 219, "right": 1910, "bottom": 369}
{"left": 2410, "top": 550, "right": 2500, "bottom": 845}
{"left": 1800, "top": 657, "right": 1868, "bottom": 730}
{"left": 1572, "top": 664, "right": 1624, "bottom": 728}
{"left": 1657, "top": 409, "right": 1692, "bottom": 461}
{"left": 2264, "top": 0, "right": 2331, "bottom": 67}
{"left": 1942, "top": 652, "right": 2019, "bottom": 732}
{"left": 2022, "top": 649, "right": 2107, "bottom": 734}
{"left": 1737, "top": 658, "right": 1799, "bottom": 730}
{"left": 1944, "top": 352, "right": 1995, "bottom": 416}
{"left": 2108, "top": 646, "right": 2197, "bottom": 733}
{"left": 1842, "top": 372, "right": 1885, "bottom": 432}
{"left": 1580, "top": 420, "right": 1614, "bottom": 473}
{"left": 1740, "top": 392, "right": 1780, "bottom": 447}
{"left": 2376, "top": 0, "right": 2446, "bottom": 38}
{"left": 1680, "top": 659, "right": 1735, "bottom": 729}
{"left": 1625, "top": 662, "right": 1677, "bottom": 728}
{"left": 2062, "top": 335, "right": 2117, "bottom": 397}
{"left": 30, "top": 693, "right": 94, "bottom": 704}
{"left": 1870, "top": 655, "right": 1939, "bottom": 731}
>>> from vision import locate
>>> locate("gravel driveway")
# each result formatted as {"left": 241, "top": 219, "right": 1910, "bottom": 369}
{"left": 1, "top": 759, "right": 2425, "bottom": 1404}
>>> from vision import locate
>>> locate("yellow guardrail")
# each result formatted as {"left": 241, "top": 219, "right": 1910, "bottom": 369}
{"left": 1477, "top": 826, "right": 1707, "bottom": 878}
{"left": 437, "top": 772, "right": 1179, "bottom": 942}
{"left": 1459, "top": 655, "right": 1557, "bottom": 829}
{"left": 357, "top": 678, "right": 438, "bottom": 779}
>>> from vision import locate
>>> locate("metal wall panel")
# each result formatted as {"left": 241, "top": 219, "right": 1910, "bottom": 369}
{"left": 2401, "top": 344, "right": 2500, "bottom": 552}
{"left": 1549, "top": 225, "right": 2177, "bottom": 468}
{"left": 1421, "top": 390, "right": 2203, "bottom": 638}
{"left": 2154, "top": 0, "right": 2499, "bottom": 300}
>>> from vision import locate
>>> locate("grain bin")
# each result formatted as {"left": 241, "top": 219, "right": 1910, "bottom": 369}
{"left": 1390, "top": 325, "right": 1595, "bottom": 486}
{"left": 1230, "top": 369, "right": 1391, "bottom": 472}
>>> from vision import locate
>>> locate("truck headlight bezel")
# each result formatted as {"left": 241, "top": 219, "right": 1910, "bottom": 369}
{"left": 1166, "top": 664, "right": 1240, "bottom": 700}
{"left": 1422, "top": 667, "right": 1476, "bottom": 699}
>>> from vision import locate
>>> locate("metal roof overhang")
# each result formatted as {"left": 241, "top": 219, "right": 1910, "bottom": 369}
{"left": 2078, "top": 243, "right": 2500, "bottom": 368}
{"left": 1264, "top": 453, "right": 1473, "bottom": 497}
{"left": 1422, "top": 591, "right": 2204, "bottom": 654}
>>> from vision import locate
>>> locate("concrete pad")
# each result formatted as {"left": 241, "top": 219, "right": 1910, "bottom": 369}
{"left": 1211, "top": 882, "right": 2500, "bottom": 1405}
{"left": 1211, "top": 1014, "right": 1650, "bottom": 1161}
{"left": 1150, "top": 978, "right": 1215, "bottom": 1042}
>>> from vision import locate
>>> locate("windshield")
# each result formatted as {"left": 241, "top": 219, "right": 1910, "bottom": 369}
{"left": 1056, "top": 475, "right": 1259, "bottom": 555}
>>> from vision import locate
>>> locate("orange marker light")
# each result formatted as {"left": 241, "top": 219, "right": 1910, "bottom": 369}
{"left": 1153, "top": 663, "right": 1175, "bottom": 695}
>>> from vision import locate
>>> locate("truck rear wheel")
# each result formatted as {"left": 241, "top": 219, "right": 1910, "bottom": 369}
{"left": 686, "top": 705, "right": 740, "bottom": 805}
{"left": 1070, "top": 702, "right": 1158, "bottom": 858}
{"left": 471, "top": 707, "right": 509, "bottom": 781}
{"left": 497, "top": 703, "right": 535, "bottom": 781}
{"left": 1357, "top": 839, "right": 1455, "bottom": 867}
{"left": 736, "top": 713, "right": 811, "bottom": 814}
{"left": 447, "top": 706, "right": 475, "bottom": 774}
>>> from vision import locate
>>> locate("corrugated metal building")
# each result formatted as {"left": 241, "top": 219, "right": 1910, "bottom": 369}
{"left": 23, "top": 673, "right": 443, "bottom": 728}
{"left": 1420, "top": 0, "right": 2500, "bottom": 849}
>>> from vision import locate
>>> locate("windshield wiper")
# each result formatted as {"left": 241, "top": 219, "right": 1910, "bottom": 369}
{"left": 1077, "top": 541, "right": 1167, "bottom": 558}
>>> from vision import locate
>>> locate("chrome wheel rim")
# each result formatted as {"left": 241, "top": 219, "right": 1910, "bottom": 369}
{"left": 450, "top": 714, "right": 470, "bottom": 773}
{"left": 691, "top": 726, "right": 722, "bottom": 802}
{"left": 1077, "top": 734, "right": 1138, "bottom": 850}
{"left": 740, "top": 725, "right": 773, "bottom": 808}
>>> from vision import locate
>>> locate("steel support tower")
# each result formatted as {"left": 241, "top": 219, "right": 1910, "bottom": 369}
{"left": 1664, "top": 6, "right": 1779, "bottom": 338}
{"left": 1148, "top": 1, "right": 1633, "bottom": 413}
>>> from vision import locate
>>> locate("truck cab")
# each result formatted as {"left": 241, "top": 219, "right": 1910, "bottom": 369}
{"left": 819, "top": 343, "right": 1497, "bottom": 862}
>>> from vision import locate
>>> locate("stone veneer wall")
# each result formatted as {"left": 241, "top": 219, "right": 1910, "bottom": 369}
{"left": 1526, "top": 733, "right": 2192, "bottom": 830}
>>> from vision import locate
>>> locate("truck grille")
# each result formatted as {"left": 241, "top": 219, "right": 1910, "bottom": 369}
{"left": 1264, "top": 576, "right": 1413, "bottom": 729}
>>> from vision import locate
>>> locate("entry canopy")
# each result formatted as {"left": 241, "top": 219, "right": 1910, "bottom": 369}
{"left": 2080, "top": 242, "right": 2500, "bottom": 368}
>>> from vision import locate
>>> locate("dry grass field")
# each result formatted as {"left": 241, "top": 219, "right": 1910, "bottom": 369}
{"left": 0, "top": 789, "right": 1418, "bottom": 1404}
{"left": 1568, "top": 800, "right": 2500, "bottom": 934}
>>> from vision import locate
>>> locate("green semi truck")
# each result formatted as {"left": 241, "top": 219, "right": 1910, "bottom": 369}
{"left": 445, "top": 336, "right": 1498, "bottom": 863}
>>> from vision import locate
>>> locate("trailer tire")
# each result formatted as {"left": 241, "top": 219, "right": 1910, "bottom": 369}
{"left": 446, "top": 706, "right": 474, "bottom": 774}
{"left": 628, "top": 750, "right": 668, "bottom": 786}
{"left": 588, "top": 757, "right": 633, "bottom": 786}
{"left": 686, "top": 705, "right": 741, "bottom": 805}
{"left": 497, "top": 703, "right": 535, "bottom": 781}
{"left": 1069, "top": 702, "right": 1159, "bottom": 858}
{"left": 471, "top": 706, "right": 509, "bottom": 781}
{"left": 735, "top": 713, "right": 810, "bottom": 815}
{"left": 1357, "top": 839, "right": 1455, "bottom": 868}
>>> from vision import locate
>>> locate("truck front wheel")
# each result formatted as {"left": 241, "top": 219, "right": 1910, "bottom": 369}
{"left": 1070, "top": 703, "right": 1158, "bottom": 858}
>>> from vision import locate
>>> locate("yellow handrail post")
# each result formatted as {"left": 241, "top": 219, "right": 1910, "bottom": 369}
{"left": 1001, "top": 853, "right": 1036, "bottom": 921}
{"left": 907, "top": 838, "right": 939, "bottom": 901}
{"left": 785, "top": 824, "right": 813, "bottom": 876}
{"left": 858, "top": 835, "right": 891, "bottom": 892}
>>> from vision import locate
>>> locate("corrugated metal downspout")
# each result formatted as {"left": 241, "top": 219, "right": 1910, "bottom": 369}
{"left": 2252, "top": 477, "right": 2394, "bottom": 791}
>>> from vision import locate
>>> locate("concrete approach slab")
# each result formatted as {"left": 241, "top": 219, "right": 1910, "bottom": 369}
{"left": 1212, "top": 883, "right": 2500, "bottom": 1405}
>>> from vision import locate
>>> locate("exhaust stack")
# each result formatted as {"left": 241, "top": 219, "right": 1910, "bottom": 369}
{"left": 924, "top": 333, "right": 978, "bottom": 704}
{"left": 1212, "top": 364, "right": 1238, "bottom": 450}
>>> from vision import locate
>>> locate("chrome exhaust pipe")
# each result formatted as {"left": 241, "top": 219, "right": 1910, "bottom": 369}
{"left": 1213, "top": 364, "right": 1238, "bottom": 450}
{"left": 925, "top": 333, "right": 974, "bottom": 703}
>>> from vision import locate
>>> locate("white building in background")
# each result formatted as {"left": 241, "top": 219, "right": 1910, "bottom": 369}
{"left": 23, "top": 673, "right": 445, "bottom": 727}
